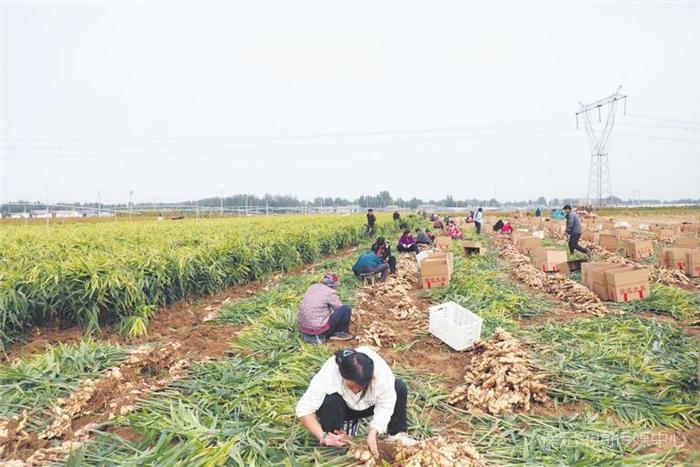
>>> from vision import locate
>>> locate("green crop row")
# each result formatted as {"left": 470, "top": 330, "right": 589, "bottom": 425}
{"left": 0, "top": 215, "right": 378, "bottom": 350}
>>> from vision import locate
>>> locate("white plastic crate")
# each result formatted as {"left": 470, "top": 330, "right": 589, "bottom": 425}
{"left": 428, "top": 301, "right": 483, "bottom": 351}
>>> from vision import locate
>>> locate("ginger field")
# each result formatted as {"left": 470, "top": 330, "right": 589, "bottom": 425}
{"left": 0, "top": 212, "right": 698, "bottom": 466}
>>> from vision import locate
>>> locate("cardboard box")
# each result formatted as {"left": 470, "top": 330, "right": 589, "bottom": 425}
{"left": 591, "top": 266, "right": 632, "bottom": 300}
{"left": 582, "top": 231, "right": 600, "bottom": 244}
{"left": 681, "top": 224, "right": 700, "bottom": 233}
{"left": 511, "top": 230, "right": 528, "bottom": 242}
{"left": 605, "top": 268, "right": 649, "bottom": 303}
{"left": 687, "top": 250, "right": 700, "bottom": 277}
{"left": 435, "top": 236, "right": 452, "bottom": 250}
{"left": 462, "top": 241, "right": 485, "bottom": 256}
{"left": 599, "top": 233, "right": 619, "bottom": 252}
{"left": 418, "top": 252, "right": 454, "bottom": 289}
{"left": 532, "top": 248, "right": 568, "bottom": 272}
{"left": 674, "top": 237, "right": 699, "bottom": 248}
{"left": 581, "top": 262, "right": 624, "bottom": 292}
{"left": 659, "top": 248, "right": 689, "bottom": 268}
{"left": 613, "top": 228, "right": 631, "bottom": 240}
{"left": 661, "top": 248, "right": 694, "bottom": 271}
{"left": 516, "top": 237, "right": 541, "bottom": 255}
{"left": 622, "top": 239, "right": 654, "bottom": 260}
{"left": 557, "top": 259, "right": 587, "bottom": 275}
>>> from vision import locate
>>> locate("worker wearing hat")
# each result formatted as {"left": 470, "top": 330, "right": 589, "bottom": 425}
{"left": 298, "top": 272, "right": 354, "bottom": 343}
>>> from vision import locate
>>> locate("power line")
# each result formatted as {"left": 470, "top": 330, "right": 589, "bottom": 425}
{"left": 2, "top": 125, "right": 577, "bottom": 160}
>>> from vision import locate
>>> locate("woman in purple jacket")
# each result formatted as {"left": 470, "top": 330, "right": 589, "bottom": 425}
{"left": 397, "top": 230, "right": 420, "bottom": 254}
{"left": 298, "top": 273, "right": 354, "bottom": 344}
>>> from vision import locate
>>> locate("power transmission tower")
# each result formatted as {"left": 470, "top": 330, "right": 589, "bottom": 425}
{"left": 575, "top": 86, "right": 627, "bottom": 207}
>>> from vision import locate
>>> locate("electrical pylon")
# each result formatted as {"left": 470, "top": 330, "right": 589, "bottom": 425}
{"left": 575, "top": 86, "right": 627, "bottom": 206}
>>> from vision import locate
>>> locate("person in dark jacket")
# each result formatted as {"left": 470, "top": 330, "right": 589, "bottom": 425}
{"left": 415, "top": 228, "right": 432, "bottom": 245}
{"left": 371, "top": 237, "right": 397, "bottom": 274}
{"left": 535, "top": 208, "right": 541, "bottom": 217}
{"left": 392, "top": 211, "right": 401, "bottom": 222}
{"left": 397, "top": 230, "right": 420, "bottom": 254}
{"left": 366, "top": 209, "right": 376, "bottom": 235}
{"left": 563, "top": 205, "right": 589, "bottom": 256}
{"left": 352, "top": 251, "right": 389, "bottom": 281}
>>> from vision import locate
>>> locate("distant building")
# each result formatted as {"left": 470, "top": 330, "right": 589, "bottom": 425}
{"left": 55, "top": 210, "right": 83, "bottom": 218}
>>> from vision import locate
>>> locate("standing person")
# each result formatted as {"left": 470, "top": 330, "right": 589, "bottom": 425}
{"left": 371, "top": 237, "right": 397, "bottom": 275}
{"left": 366, "top": 209, "right": 376, "bottom": 235}
{"left": 474, "top": 208, "right": 484, "bottom": 235}
{"left": 535, "top": 207, "right": 541, "bottom": 217}
{"left": 352, "top": 251, "right": 390, "bottom": 282}
{"left": 397, "top": 229, "right": 420, "bottom": 254}
{"left": 563, "top": 204, "right": 589, "bottom": 257}
{"left": 298, "top": 273, "right": 354, "bottom": 343}
{"left": 295, "top": 347, "right": 416, "bottom": 457}
{"left": 392, "top": 211, "right": 401, "bottom": 222}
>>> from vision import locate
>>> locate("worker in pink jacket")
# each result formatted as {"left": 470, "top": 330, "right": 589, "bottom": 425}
{"left": 298, "top": 273, "right": 353, "bottom": 344}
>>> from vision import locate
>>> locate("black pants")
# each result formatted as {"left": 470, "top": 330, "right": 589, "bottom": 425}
{"left": 322, "top": 305, "right": 352, "bottom": 338}
{"left": 387, "top": 256, "right": 397, "bottom": 274}
{"left": 397, "top": 243, "right": 420, "bottom": 254}
{"left": 475, "top": 221, "right": 482, "bottom": 234}
{"left": 354, "top": 263, "right": 389, "bottom": 282}
{"left": 568, "top": 233, "right": 589, "bottom": 255}
{"left": 316, "top": 379, "right": 408, "bottom": 436}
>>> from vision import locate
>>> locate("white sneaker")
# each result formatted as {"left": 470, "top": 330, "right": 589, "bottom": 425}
{"left": 386, "top": 432, "right": 417, "bottom": 447}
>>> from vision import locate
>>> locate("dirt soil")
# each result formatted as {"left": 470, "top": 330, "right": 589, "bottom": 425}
{"left": 1, "top": 247, "right": 358, "bottom": 465}
{"left": 328, "top": 254, "right": 474, "bottom": 386}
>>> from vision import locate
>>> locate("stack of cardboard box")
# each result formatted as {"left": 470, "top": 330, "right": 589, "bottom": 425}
{"left": 622, "top": 239, "right": 654, "bottom": 260}
{"left": 581, "top": 263, "right": 649, "bottom": 303}
{"left": 417, "top": 250, "right": 454, "bottom": 289}
{"left": 604, "top": 268, "right": 649, "bottom": 302}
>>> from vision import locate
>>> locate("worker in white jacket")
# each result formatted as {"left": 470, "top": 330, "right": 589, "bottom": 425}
{"left": 296, "top": 347, "right": 415, "bottom": 457}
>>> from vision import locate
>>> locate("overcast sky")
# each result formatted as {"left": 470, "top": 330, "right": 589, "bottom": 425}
{"left": 1, "top": 1, "right": 699, "bottom": 205}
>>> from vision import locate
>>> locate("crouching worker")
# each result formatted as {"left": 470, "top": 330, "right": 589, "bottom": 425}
{"left": 298, "top": 273, "right": 354, "bottom": 343}
{"left": 296, "top": 347, "right": 416, "bottom": 457}
{"left": 397, "top": 229, "right": 420, "bottom": 254}
{"left": 371, "top": 237, "right": 397, "bottom": 275}
{"left": 352, "top": 251, "right": 389, "bottom": 282}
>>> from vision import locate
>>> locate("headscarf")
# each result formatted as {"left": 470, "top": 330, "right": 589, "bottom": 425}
{"left": 322, "top": 272, "right": 339, "bottom": 289}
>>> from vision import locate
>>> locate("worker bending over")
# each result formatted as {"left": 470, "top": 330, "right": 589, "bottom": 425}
{"left": 298, "top": 273, "right": 354, "bottom": 343}
{"left": 296, "top": 347, "right": 416, "bottom": 458}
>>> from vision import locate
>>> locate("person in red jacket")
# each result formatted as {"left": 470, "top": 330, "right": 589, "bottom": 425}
{"left": 501, "top": 221, "right": 513, "bottom": 234}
